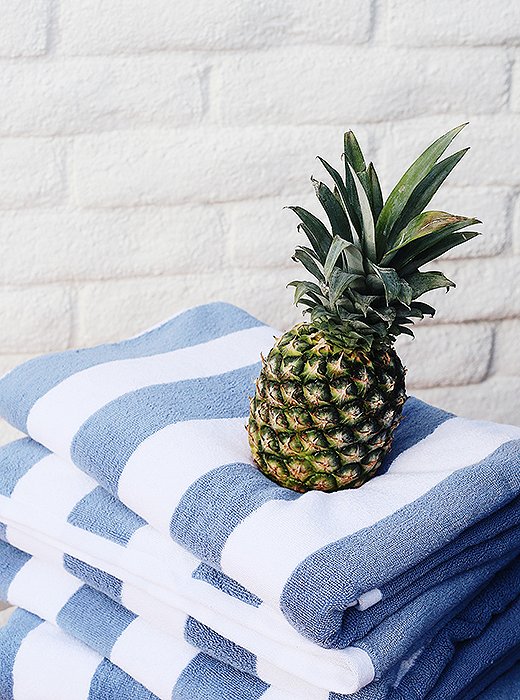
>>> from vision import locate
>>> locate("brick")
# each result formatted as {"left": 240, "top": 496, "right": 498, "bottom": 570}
{"left": 73, "top": 126, "right": 362, "bottom": 207}
{"left": 59, "top": 0, "right": 371, "bottom": 54}
{"left": 0, "top": 286, "right": 72, "bottom": 353}
{"left": 395, "top": 323, "right": 493, "bottom": 389}
{"left": 378, "top": 117, "right": 520, "bottom": 189}
{"left": 0, "top": 0, "right": 49, "bottom": 57}
{"left": 492, "top": 320, "right": 520, "bottom": 376}
{"left": 76, "top": 270, "right": 302, "bottom": 345}
{"left": 217, "top": 48, "right": 507, "bottom": 125}
{"left": 0, "top": 57, "right": 205, "bottom": 136}
{"left": 0, "top": 206, "right": 225, "bottom": 284}
{"left": 418, "top": 257, "right": 520, "bottom": 323}
{"left": 512, "top": 195, "right": 520, "bottom": 254}
{"left": 226, "top": 198, "right": 304, "bottom": 268}
{"left": 414, "top": 377, "right": 520, "bottom": 426}
{"left": 0, "top": 139, "right": 66, "bottom": 208}
{"left": 388, "top": 0, "right": 520, "bottom": 46}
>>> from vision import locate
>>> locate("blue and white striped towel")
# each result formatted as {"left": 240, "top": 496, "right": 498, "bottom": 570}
{"left": 1, "top": 437, "right": 519, "bottom": 695}
{"left": 0, "top": 302, "right": 519, "bottom": 653}
{"left": 0, "top": 554, "right": 518, "bottom": 700}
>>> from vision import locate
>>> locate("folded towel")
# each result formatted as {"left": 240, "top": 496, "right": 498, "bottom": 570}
{"left": 0, "top": 302, "right": 519, "bottom": 649}
{"left": 1, "top": 555, "right": 518, "bottom": 700}
{"left": 1, "top": 435, "right": 519, "bottom": 694}
{"left": 2, "top": 536, "right": 518, "bottom": 699}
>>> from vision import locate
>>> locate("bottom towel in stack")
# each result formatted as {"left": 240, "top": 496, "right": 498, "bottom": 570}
{"left": 0, "top": 538, "right": 518, "bottom": 699}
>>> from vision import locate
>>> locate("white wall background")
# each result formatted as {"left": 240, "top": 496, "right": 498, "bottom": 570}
{"left": 0, "top": 0, "right": 519, "bottom": 446}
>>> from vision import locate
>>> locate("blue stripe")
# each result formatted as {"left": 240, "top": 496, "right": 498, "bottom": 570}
{"left": 0, "top": 438, "right": 49, "bottom": 496}
{"left": 0, "top": 302, "right": 264, "bottom": 433}
{"left": 63, "top": 555, "right": 122, "bottom": 602}
{"left": 192, "top": 564, "right": 262, "bottom": 607}
{"left": 68, "top": 487, "right": 146, "bottom": 545}
{"left": 377, "top": 396, "right": 452, "bottom": 475}
{"left": 173, "top": 653, "right": 268, "bottom": 700}
{"left": 57, "top": 585, "right": 136, "bottom": 658}
{"left": 0, "top": 541, "right": 31, "bottom": 601}
{"left": 171, "top": 463, "right": 299, "bottom": 567}
{"left": 0, "top": 609, "right": 42, "bottom": 700}
{"left": 70, "top": 363, "right": 261, "bottom": 494}
{"left": 184, "top": 617, "right": 257, "bottom": 675}
{"left": 89, "top": 657, "right": 157, "bottom": 700}
{"left": 281, "top": 439, "right": 520, "bottom": 648}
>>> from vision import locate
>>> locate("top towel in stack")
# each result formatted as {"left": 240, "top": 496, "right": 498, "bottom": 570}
{"left": 0, "top": 302, "right": 518, "bottom": 700}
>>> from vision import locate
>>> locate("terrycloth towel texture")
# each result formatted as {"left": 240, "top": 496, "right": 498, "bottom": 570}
{"left": 1, "top": 436, "right": 519, "bottom": 694}
{"left": 0, "top": 558, "right": 518, "bottom": 700}
{"left": 0, "top": 302, "right": 519, "bottom": 698}
{"left": 0, "top": 302, "right": 519, "bottom": 645}
{"left": 1, "top": 537, "right": 518, "bottom": 700}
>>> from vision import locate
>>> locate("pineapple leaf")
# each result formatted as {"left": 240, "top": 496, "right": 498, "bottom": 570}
{"left": 381, "top": 211, "right": 478, "bottom": 265}
{"left": 292, "top": 247, "right": 325, "bottom": 282}
{"left": 344, "top": 130, "right": 367, "bottom": 172}
{"left": 287, "top": 280, "right": 323, "bottom": 303}
{"left": 376, "top": 123, "right": 467, "bottom": 240}
{"left": 350, "top": 291, "right": 379, "bottom": 316}
{"left": 388, "top": 148, "right": 469, "bottom": 241}
{"left": 342, "top": 241, "right": 366, "bottom": 275}
{"left": 287, "top": 206, "right": 332, "bottom": 263}
{"left": 366, "top": 163, "right": 383, "bottom": 222}
{"left": 411, "top": 301, "right": 436, "bottom": 316}
{"left": 391, "top": 219, "right": 480, "bottom": 273}
{"left": 312, "top": 177, "right": 353, "bottom": 243}
{"left": 395, "top": 325, "right": 415, "bottom": 337}
{"left": 348, "top": 164, "right": 377, "bottom": 261}
{"left": 368, "top": 263, "right": 402, "bottom": 303}
{"left": 405, "top": 271, "right": 455, "bottom": 298}
{"left": 324, "top": 235, "right": 351, "bottom": 280}
{"left": 328, "top": 268, "right": 363, "bottom": 304}
{"left": 399, "top": 230, "right": 480, "bottom": 276}
{"left": 317, "top": 156, "right": 362, "bottom": 239}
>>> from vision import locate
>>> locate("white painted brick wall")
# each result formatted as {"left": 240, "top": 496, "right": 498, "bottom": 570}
{"left": 0, "top": 0, "right": 519, "bottom": 446}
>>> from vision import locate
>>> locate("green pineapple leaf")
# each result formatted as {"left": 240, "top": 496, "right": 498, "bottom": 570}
{"left": 368, "top": 264, "right": 402, "bottom": 303}
{"left": 288, "top": 280, "right": 329, "bottom": 307}
{"left": 317, "top": 156, "right": 362, "bottom": 239}
{"left": 399, "top": 230, "right": 480, "bottom": 276}
{"left": 288, "top": 206, "right": 332, "bottom": 263}
{"left": 405, "top": 271, "right": 455, "bottom": 298}
{"left": 366, "top": 163, "right": 384, "bottom": 222}
{"left": 344, "top": 130, "right": 366, "bottom": 173}
{"left": 328, "top": 268, "right": 363, "bottom": 304}
{"left": 376, "top": 123, "right": 468, "bottom": 240}
{"left": 292, "top": 247, "right": 325, "bottom": 282}
{"left": 348, "top": 164, "right": 377, "bottom": 262}
{"left": 312, "top": 177, "right": 353, "bottom": 243}
{"left": 381, "top": 211, "right": 479, "bottom": 265}
{"left": 388, "top": 148, "right": 469, "bottom": 241}
{"left": 324, "top": 235, "right": 351, "bottom": 280}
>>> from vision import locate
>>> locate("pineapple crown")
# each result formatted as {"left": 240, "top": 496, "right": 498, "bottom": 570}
{"left": 288, "top": 124, "right": 480, "bottom": 349}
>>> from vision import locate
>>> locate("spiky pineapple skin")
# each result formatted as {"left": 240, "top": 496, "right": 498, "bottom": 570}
{"left": 247, "top": 323, "right": 406, "bottom": 492}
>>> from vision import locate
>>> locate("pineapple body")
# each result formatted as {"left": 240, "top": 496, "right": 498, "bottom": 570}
{"left": 247, "top": 323, "right": 406, "bottom": 492}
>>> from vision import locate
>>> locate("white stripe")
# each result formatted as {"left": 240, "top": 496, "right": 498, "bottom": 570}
{"left": 10, "top": 454, "right": 95, "bottom": 522}
{"left": 221, "top": 417, "right": 520, "bottom": 603}
{"left": 12, "top": 623, "right": 100, "bottom": 700}
{"left": 26, "top": 325, "right": 275, "bottom": 457}
{"left": 1, "top": 503, "right": 375, "bottom": 695}
{"left": 7, "top": 558, "right": 82, "bottom": 624}
{"left": 118, "top": 417, "right": 253, "bottom": 532}
{"left": 110, "top": 616, "right": 196, "bottom": 700}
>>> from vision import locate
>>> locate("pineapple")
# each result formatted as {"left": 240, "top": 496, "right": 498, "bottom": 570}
{"left": 247, "top": 124, "right": 479, "bottom": 493}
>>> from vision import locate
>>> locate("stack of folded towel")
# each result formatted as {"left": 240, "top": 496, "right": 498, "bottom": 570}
{"left": 0, "top": 302, "right": 518, "bottom": 700}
